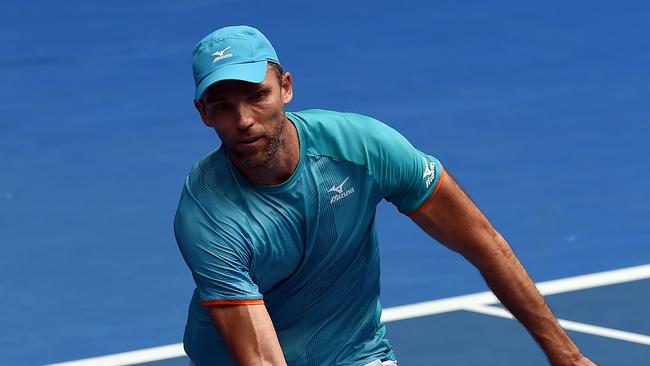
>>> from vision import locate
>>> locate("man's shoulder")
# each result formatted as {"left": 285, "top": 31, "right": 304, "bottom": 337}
{"left": 175, "top": 147, "right": 250, "bottom": 241}
{"left": 289, "top": 109, "right": 405, "bottom": 164}
{"left": 178, "top": 147, "right": 245, "bottom": 216}
{"left": 184, "top": 147, "right": 230, "bottom": 190}
{"left": 288, "top": 108, "right": 378, "bottom": 130}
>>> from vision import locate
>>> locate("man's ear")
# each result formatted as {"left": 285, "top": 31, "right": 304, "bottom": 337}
{"left": 194, "top": 99, "right": 212, "bottom": 127}
{"left": 281, "top": 72, "right": 293, "bottom": 105}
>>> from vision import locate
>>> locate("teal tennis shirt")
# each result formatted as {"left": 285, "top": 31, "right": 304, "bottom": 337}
{"left": 174, "top": 109, "right": 445, "bottom": 365}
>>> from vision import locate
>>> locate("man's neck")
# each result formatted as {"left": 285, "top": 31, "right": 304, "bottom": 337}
{"left": 231, "top": 118, "right": 300, "bottom": 186}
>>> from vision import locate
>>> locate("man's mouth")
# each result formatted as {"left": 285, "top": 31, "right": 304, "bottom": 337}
{"left": 238, "top": 136, "right": 263, "bottom": 145}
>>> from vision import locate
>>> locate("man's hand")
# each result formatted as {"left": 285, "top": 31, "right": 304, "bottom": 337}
{"left": 208, "top": 303, "right": 287, "bottom": 366}
{"left": 409, "top": 170, "right": 594, "bottom": 366}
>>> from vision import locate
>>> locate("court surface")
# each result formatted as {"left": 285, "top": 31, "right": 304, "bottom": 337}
{"left": 44, "top": 265, "right": 650, "bottom": 365}
{"left": 2, "top": 1, "right": 649, "bottom": 365}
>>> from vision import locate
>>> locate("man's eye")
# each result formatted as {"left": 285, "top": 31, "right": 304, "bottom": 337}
{"left": 209, "top": 103, "right": 227, "bottom": 111}
{"left": 251, "top": 92, "right": 267, "bottom": 101}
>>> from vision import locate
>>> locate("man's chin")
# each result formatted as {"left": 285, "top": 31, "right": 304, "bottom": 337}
{"left": 230, "top": 134, "right": 281, "bottom": 169}
{"left": 232, "top": 144, "right": 263, "bottom": 163}
{"left": 241, "top": 157, "right": 270, "bottom": 169}
{"left": 232, "top": 151, "right": 273, "bottom": 169}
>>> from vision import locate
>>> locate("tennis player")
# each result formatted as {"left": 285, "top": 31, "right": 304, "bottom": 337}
{"left": 174, "top": 25, "right": 596, "bottom": 366}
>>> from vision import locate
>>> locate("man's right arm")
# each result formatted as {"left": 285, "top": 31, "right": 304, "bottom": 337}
{"left": 175, "top": 184, "right": 286, "bottom": 365}
{"left": 206, "top": 303, "right": 287, "bottom": 366}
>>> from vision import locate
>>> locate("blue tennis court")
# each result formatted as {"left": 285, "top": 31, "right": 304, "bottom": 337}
{"left": 43, "top": 267, "right": 650, "bottom": 365}
{"left": 2, "top": 1, "right": 649, "bottom": 365}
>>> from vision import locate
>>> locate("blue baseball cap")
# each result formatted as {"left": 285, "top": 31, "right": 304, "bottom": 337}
{"left": 192, "top": 25, "right": 280, "bottom": 100}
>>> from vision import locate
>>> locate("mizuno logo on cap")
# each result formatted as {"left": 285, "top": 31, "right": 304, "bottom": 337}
{"left": 212, "top": 46, "right": 233, "bottom": 63}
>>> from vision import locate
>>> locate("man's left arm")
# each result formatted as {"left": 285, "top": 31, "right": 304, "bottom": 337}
{"left": 409, "top": 170, "right": 596, "bottom": 366}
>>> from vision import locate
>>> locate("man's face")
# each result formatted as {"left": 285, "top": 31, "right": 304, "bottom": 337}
{"left": 195, "top": 65, "right": 293, "bottom": 168}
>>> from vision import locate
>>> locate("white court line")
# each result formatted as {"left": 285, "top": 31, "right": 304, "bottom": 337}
{"left": 382, "top": 263, "right": 650, "bottom": 322}
{"left": 45, "top": 263, "right": 650, "bottom": 366}
{"left": 463, "top": 304, "right": 650, "bottom": 346}
{"left": 43, "top": 344, "right": 185, "bottom": 366}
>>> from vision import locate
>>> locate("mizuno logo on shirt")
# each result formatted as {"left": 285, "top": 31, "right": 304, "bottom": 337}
{"left": 422, "top": 157, "right": 436, "bottom": 188}
{"left": 329, "top": 176, "right": 355, "bottom": 204}
{"left": 212, "top": 46, "right": 233, "bottom": 63}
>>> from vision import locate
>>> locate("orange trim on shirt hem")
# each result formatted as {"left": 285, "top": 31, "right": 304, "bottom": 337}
{"left": 201, "top": 299, "right": 265, "bottom": 307}
{"left": 407, "top": 167, "right": 447, "bottom": 217}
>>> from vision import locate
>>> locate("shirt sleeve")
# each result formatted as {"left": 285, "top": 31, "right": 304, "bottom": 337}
{"left": 347, "top": 113, "right": 445, "bottom": 215}
{"left": 174, "top": 180, "right": 263, "bottom": 306}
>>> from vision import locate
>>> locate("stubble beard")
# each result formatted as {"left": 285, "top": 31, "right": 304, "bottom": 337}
{"left": 238, "top": 109, "right": 286, "bottom": 169}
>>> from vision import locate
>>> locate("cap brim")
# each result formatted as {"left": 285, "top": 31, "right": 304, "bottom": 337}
{"left": 194, "top": 60, "right": 268, "bottom": 100}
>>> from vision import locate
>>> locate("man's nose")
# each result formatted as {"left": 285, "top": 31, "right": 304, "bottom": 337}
{"left": 233, "top": 102, "right": 255, "bottom": 130}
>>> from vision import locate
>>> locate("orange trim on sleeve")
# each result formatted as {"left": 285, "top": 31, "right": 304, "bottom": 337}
{"left": 407, "top": 166, "right": 447, "bottom": 217}
{"left": 201, "top": 299, "right": 265, "bottom": 307}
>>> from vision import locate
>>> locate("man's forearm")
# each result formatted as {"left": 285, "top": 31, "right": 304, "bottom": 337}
{"left": 209, "top": 304, "right": 287, "bottom": 366}
{"left": 477, "top": 232, "right": 582, "bottom": 365}
{"left": 410, "top": 172, "right": 593, "bottom": 365}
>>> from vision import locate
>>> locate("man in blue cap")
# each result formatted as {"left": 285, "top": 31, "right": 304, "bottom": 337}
{"left": 174, "top": 25, "right": 596, "bottom": 366}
